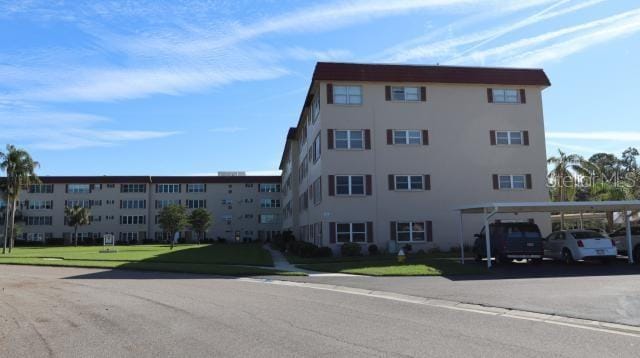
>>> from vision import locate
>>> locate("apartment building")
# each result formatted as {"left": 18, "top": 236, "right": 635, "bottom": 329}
{"left": 280, "top": 62, "right": 552, "bottom": 252}
{"left": 1, "top": 175, "right": 282, "bottom": 244}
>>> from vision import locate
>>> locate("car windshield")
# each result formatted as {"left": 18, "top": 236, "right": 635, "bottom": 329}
{"left": 572, "top": 231, "right": 605, "bottom": 239}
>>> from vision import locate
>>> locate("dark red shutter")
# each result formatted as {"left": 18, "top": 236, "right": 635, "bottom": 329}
{"left": 367, "top": 222, "right": 373, "bottom": 243}
{"left": 490, "top": 130, "right": 496, "bottom": 145}
{"left": 364, "top": 129, "right": 371, "bottom": 149}
{"left": 523, "top": 131, "right": 529, "bottom": 145}
{"left": 366, "top": 175, "right": 372, "bottom": 196}
{"left": 386, "top": 129, "right": 393, "bottom": 145}
{"left": 328, "top": 175, "right": 335, "bottom": 196}
{"left": 385, "top": 86, "right": 391, "bottom": 101}
{"left": 526, "top": 174, "right": 532, "bottom": 189}
{"left": 420, "top": 86, "right": 427, "bottom": 101}
{"left": 390, "top": 221, "right": 397, "bottom": 241}
{"left": 327, "top": 129, "right": 334, "bottom": 149}
{"left": 422, "top": 130, "right": 429, "bottom": 145}
{"left": 426, "top": 221, "right": 433, "bottom": 242}
{"left": 492, "top": 174, "right": 499, "bottom": 190}
{"left": 327, "top": 83, "right": 333, "bottom": 104}
{"left": 424, "top": 175, "right": 431, "bottom": 190}
{"left": 487, "top": 88, "right": 493, "bottom": 103}
{"left": 520, "top": 89, "right": 526, "bottom": 103}
{"left": 388, "top": 175, "right": 395, "bottom": 190}
{"left": 330, "top": 222, "right": 336, "bottom": 243}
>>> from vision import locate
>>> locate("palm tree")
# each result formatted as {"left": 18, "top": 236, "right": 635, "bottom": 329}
{"left": 64, "top": 206, "right": 91, "bottom": 246}
{"left": 547, "top": 149, "right": 594, "bottom": 229}
{"left": 0, "top": 145, "right": 40, "bottom": 254}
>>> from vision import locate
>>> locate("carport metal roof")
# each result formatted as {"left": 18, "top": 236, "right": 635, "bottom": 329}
{"left": 455, "top": 201, "right": 640, "bottom": 268}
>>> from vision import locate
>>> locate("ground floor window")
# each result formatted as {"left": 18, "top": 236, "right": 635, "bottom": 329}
{"left": 396, "top": 222, "right": 425, "bottom": 242}
{"left": 336, "top": 223, "right": 367, "bottom": 243}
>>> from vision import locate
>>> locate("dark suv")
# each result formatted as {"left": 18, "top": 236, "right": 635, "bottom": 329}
{"left": 473, "top": 222, "right": 544, "bottom": 264}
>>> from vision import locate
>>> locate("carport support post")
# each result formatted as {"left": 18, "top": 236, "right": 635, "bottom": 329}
{"left": 626, "top": 211, "right": 634, "bottom": 264}
{"left": 484, "top": 208, "right": 492, "bottom": 269}
{"left": 458, "top": 211, "right": 464, "bottom": 264}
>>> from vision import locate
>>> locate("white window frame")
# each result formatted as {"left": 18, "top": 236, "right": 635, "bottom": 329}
{"left": 260, "top": 199, "right": 281, "bottom": 208}
{"left": 496, "top": 131, "right": 523, "bottom": 145}
{"left": 334, "top": 130, "right": 364, "bottom": 150}
{"left": 492, "top": 89, "right": 520, "bottom": 104}
{"left": 394, "top": 175, "right": 424, "bottom": 191}
{"left": 120, "top": 215, "right": 145, "bottom": 225}
{"left": 157, "top": 184, "right": 180, "bottom": 193}
{"left": 393, "top": 130, "right": 422, "bottom": 145}
{"left": 498, "top": 175, "right": 526, "bottom": 190}
{"left": 396, "top": 222, "right": 426, "bottom": 242}
{"left": 312, "top": 95, "right": 320, "bottom": 121}
{"left": 259, "top": 184, "right": 281, "bottom": 193}
{"left": 121, "top": 184, "right": 145, "bottom": 193}
{"left": 28, "top": 200, "right": 52, "bottom": 210}
{"left": 187, "top": 183, "right": 205, "bottom": 193}
{"left": 259, "top": 214, "right": 280, "bottom": 224}
{"left": 335, "top": 175, "right": 365, "bottom": 196}
{"left": 121, "top": 199, "right": 145, "bottom": 209}
{"left": 391, "top": 86, "right": 420, "bottom": 102}
{"left": 333, "top": 85, "right": 362, "bottom": 105}
{"left": 67, "top": 184, "right": 90, "bottom": 193}
{"left": 156, "top": 199, "right": 181, "bottom": 209}
{"left": 336, "top": 223, "right": 367, "bottom": 243}
{"left": 186, "top": 199, "right": 206, "bottom": 209}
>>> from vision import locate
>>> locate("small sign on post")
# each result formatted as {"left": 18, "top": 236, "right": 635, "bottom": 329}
{"left": 100, "top": 234, "right": 117, "bottom": 253}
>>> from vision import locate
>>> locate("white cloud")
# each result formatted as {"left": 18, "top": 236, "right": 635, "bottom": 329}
{"left": 546, "top": 131, "right": 640, "bottom": 142}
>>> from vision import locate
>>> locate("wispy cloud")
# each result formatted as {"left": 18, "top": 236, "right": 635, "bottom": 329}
{"left": 546, "top": 131, "right": 640, "bottom": 142}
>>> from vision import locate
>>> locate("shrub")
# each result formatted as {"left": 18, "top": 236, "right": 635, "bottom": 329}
{"left": 416, "top": 249, "right": 426, "bottom": 256}
{"left": 427, "top": 246, "right": 442, "bottom": 254}
{"left": 217, "top": 237, "right": 227, "bottom": 244}
{"left": 368, "top": 244, "right": 379, "bottom": 255}
{"left": 402, "top": 244, "right": 413, "bottom": 253}
{"left": 272, "top": 230, "right": 295, "bottom": 252}
{"left": 315, "top": 246, "right": 333, "bottom": 258}
{"left": 341, "top": 243, "right": 362, "bottom": 257}
{"left": 287, "top": 241, "right": 320, "bottom": 258}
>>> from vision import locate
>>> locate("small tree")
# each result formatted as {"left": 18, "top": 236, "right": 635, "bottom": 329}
{"left": 158, "top": 204, "right": 187, "bottom": 250}
{"left": 188, "top": 208, "right": 212, "bottom": 245}
{"left": 65, "top": 206, "right": 91, "bottom": 246}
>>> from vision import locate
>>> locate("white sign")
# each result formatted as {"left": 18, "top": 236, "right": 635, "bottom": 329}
{"left": 103, "top": 234, "right": 115, "bottom": 246}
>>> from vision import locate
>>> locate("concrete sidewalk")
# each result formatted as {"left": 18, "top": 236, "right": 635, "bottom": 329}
{"left": 264, "top": 245, "right": 363, "bottom": 277}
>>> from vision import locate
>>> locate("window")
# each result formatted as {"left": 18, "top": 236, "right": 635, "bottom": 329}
{"left": 499, "top": 175, "right": 526, "bottom": 189}
{"left": 336, "top": 223, "right": 367, "bottom": 243}
{"left": 391, "top": 87, "right": 419, "bottom": 101}
{"left": 120, "top": 199, "right": 146, "bottom": 209}
{"left": 336, "top": 175, "right": 364, "bottom": 195}
{"left": 333, "top": 85, "right": 362, "bottom": 105}
{"left": 312, "top": 134, "right": 321, "bottom": 163}
{"left": 312, "top": 95, "right": 320, "bottom": 121}
{"left": 313, "top": 178, "right": 322, "bottom": 205}
{"left": 67, "top": 184, "right": 90, "bottom": 193}
{"left": 260, "top": 199, "right": 281, "bottom": 208}
{"left": 29, "top": 184, "right": 54, "bottom": 193}
{"left": 156, "top": 199, "right": 181, "bottom": 209}
{"left": 396, "top": 222, "right": 425, "bottom": 242}
{"left": 26, "top": 232, "right": 45, "bottom": 242}
{"left": 492, "top": 89, "right": 519, "bottom": 103}
{"left": 335, "top": 130, "right": 363, "bottom": 149}
{"left": 259, "top": 183, "right": 281, "bottom": 192}
{"left": 496, "top": 131, "right": 523, "bottom": 145}
{"left": 121, "top": 184, "right": 146, "bottom": 193}
{"left": 187, "top": 183, "right": 206, "bottom": 193}
{"left": 65, "top": 200, "right": 92, "bottom": 208}
{"left": 28, "top": 200, "right": 53, "bottom": 210}
{"left": 186, "top": 199, "right": 206, "bottom": 209}
{"left": 119, "top": 232, "right": 139, "bottom": 242}
{"left": 395, "top": 175, "right": 424, "bottom": 190}
{"left": 393, "top": 130, "right": 421, "bottom": 145}
{"left": 260, "top": 214, "right": 280, "bottom": 224}
{"left": 120, "top": 215, "right": 145, "bottom": 225}
{"left": 25, "top": 216, "right": 52, "bottom": 226}
{"left": 156, "top": 184, "right": 180, "bottom": 193}
{"left": 107, "top": 184, "right": 115, "bottom": 188}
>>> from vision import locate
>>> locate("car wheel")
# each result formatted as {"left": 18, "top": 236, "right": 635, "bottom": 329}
{"left": 600, "top": 257, "right": 613, "bottom": 265}
{"left": 633, "top": 246, "right": 640, "bottom": 264}
{"left": 531, "top": 258, "right": 543, "bottom": 265}
{"left": 562, "top": 249, "right": 574, "bottom": 265}
{"left": 496, "top": 254, "right": 510, "bottom": 265}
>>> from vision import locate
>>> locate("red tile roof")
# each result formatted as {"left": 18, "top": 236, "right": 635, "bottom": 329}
{"left": 313, "top": 62, "right": 551, "bottom": 86}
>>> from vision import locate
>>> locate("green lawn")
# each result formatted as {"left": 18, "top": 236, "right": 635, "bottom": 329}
{"left": 0, "top": 244, "right": 306, "bottom": 276}
{"left": 297, "top": 257, "right": 485, "bottom": 276}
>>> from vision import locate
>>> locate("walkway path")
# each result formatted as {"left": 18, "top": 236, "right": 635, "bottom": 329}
{"left": 263, "top": 245, "right": 363, "bottom": 277}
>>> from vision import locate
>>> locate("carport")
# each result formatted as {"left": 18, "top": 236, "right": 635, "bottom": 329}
{"left": 456, "top": 201, "right": 640, "bottom": 268}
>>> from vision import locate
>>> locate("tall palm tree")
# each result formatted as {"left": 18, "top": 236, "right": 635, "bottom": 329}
{"left": 64, "top": 206, "right": 91, "bottom": 246}
{"left": 0, "top": 145, "right": 40, "bottom": 254}
{"left": 547, "top": 149, "right": 594, "bottom": 229}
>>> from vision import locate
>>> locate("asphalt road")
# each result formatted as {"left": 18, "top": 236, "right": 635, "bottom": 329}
{"left": 1, "top": 265, "right": 638, "bottom": 358}
{"left": 279, "top": 260, "right": 640, "bottom": 326}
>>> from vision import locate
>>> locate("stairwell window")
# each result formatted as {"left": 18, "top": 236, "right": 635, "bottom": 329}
{"left": 391, "top": 87, "right": 419, "bottom": 101}
{"left": 492, "top": 89, "right": 519, "bottom": 103}
{"left": 336, "top": 175, "right": 365, "bottom": 196}
{"left": 333, "top": 85, "right": 362, "bottom": 105}
{"left": 393, "top": 130, "right": 421, "bottom": 145}
{"left": 499, "top": 175, "right": 526, "bottom": 189}
{"left": 335, "top": 130, "right": 363, "bottom": 149}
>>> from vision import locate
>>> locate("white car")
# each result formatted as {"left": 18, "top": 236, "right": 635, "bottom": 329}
{"left": 544, "top": 230, "right": 617, "bottom": 264}
{"left": 609, "top": 226, "right": 640, "bottom": 263}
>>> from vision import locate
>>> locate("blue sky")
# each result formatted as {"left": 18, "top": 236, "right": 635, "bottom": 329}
{"left": 1, "top": 0, "right": 639, "bottom": 176}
